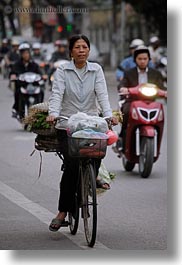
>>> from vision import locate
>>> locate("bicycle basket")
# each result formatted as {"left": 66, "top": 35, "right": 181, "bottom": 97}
{"left": 35, "top": 135, "right": 63, "bottom": 152}
{"left": 31, "top": 126, "right": 56, "bottom": 136}
{"left": 68, "top": 137, "right": 107, "bottom": 158}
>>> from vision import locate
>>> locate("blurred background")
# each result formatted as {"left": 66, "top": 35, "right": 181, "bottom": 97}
{"left": 0, "top": 0, "right": 167, "bottom": 69}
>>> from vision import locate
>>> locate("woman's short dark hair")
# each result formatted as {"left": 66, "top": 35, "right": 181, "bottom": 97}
{"left": 69, "top": 34, "right": 90, "bottom": 58}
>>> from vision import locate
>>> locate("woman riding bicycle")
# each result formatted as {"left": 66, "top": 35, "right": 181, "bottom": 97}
{"left": 46, "top": 34, "right": 117, "bottom": 232}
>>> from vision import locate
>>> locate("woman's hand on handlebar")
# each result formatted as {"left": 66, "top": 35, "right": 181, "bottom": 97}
{"left": 46, "top": 115, "right": 69, "bottom": 123}
{"left": 110, "top": 116, "right": 118, "bottom": 126}
{"left": 46, "top": 115, "right": 56, "bottom": 123}
{"left": 105, "top": 116, "right": 119, "bottom": 127}
{"left": 119, "top": 87, "right": 129, "bottom": 95}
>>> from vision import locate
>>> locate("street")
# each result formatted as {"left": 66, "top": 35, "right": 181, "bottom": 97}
{"left": 0, "top": 71, "right": 167, "bottom": 250}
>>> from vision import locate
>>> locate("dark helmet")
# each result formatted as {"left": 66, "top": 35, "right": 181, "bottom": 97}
{"left": 133, "top": 45, "right": 151, "bottom": 62}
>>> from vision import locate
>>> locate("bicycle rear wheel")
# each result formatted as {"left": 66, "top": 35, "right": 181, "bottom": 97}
{"left": 81, "top": 162, "right": 97, "bottom": 247}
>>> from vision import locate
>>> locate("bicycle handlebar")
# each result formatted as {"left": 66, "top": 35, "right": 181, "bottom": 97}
{"left": 54, "top": 115, "right": 114, "bottom": 129}
{"left": 55, "top": 116, "right": 69, "bottom": 121}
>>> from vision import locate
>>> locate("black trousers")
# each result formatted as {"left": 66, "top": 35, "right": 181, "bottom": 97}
{"left": 57, "top": 130, "right": 101, "bottom": 213}
{"left": 12, "top": 85, "right": 20, "bottom": 111}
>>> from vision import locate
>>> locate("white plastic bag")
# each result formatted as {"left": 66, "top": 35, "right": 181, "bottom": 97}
{"left": 98, "top": 162, "right": 112, "bottom": 184}
{"left": 67, "top": 112, "right": 108, "bottom": 134}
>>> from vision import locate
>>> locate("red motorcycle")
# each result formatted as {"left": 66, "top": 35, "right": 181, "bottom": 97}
{"left": 114, "top": 83, "right": 167, "bottom": 178}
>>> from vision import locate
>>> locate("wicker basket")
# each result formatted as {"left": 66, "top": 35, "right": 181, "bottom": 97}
{"left": 68, "top": 136, "right": 107, "bottom": 159}
{"left": 31, "top": 126, "right": 56, "bottom": 136}
{"left": 35, "top": 135, "right": 63, "bottom": 152}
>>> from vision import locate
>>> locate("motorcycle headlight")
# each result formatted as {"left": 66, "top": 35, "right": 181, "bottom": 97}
{"left": 139, "top": 84, "right": 158, "bottom": 97}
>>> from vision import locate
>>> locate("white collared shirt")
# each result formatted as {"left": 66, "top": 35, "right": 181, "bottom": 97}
{"left": 137, "top": 67, "right": 148, "bottom": 84}
{"left": 48, "top": 60, "right": 112, "bottom": 129}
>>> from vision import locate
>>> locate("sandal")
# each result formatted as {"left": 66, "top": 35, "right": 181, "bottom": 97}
{"left": 49, "top": 218, "right": 67, "bottom": 232}
{"left": 96, "top": 179, "right": 110, "bottom": 190}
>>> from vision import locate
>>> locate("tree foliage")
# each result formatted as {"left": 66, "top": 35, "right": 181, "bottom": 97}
{"left": 125, "top": 0, "right": 167, "bottom": 44}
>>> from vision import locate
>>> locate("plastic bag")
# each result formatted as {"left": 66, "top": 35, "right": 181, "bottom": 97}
{"left": 98, "top": 162, "right": 112, "bottom": 184}
{"left": 106, "top": 130, "right": 118, "bottom": 145}
{"left": 67, "top": 112, "right": 108, "bottom": 134}
{"left": 72, "top": 129, "right": 108, "bottom": 139}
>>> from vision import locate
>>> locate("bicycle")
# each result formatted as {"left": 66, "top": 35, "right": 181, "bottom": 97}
{"left": 35, "top": 115, "right": 111, "bottom": 247}
{"left": 57, "top": 149, "right": 99, "bottom": 247}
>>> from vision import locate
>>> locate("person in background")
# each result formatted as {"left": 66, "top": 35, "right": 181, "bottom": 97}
{"left": 50, "top": 39, "right": 69, "bottom": 62}
{"left": 4, "top": 39, "right": 20, "bottom": 69}
{"left": 0, "top": 39, "right": 10, "bottom": 76}
{"left": 148, "top": 36, "right": 163, "bottom": 67}
{"left": 116, "top": 38, "right": 154, "bottom": 82}
{"left": 46, "top": 34, "right": 118, "bottom": 232}
{"left": 32, "top": 42, "right": 49, "bottom": 76}
{"left": 31, "top": 42, "right": 45, "bottom": 62}
{"left": 48, "top": 39, "right": 69, "bottom": 84}
{"left": 0, "top": 38, "right": 10, "bottom": 59}
{"left": 117, "top": 46, "right": 165, "bottom": 150}
{"left": 10, "top": 43, "right": 44, "bottom": 118}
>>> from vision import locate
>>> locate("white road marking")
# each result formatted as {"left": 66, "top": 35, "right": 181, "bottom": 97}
{"left": 0, "top": 180, "right": 109, "bottom": 250}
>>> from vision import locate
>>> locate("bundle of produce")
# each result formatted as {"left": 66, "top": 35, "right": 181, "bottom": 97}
{"left": 112, "top": 110, "right": 123, "bottom": 124}
{"left": 23, "top": 102, "right": 56, "bottom": 136}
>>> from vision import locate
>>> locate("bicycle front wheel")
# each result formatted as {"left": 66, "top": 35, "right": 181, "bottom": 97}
{"left": 68, "top": 190, "right": 79, "bottom": 235}
{"left": 81, "top": 162, "right": 97, "bottom": 247}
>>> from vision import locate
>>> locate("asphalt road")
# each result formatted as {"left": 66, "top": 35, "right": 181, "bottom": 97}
{"left": 0, "top": 72, "right": 167, "bottom": 250}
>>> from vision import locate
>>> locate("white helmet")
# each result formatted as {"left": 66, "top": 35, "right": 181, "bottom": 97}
{"left": 2, "top": 38, "right": 8, "bottom": 44}
{"left": 32, "top": 42, "right": 41, "bottom": 49}
{"left": 11, "top": 39, "right": 19, "bottom": 46}
{"left": 18, "top": 43, "right": 30, "bottom": 51}
{"left": 129, "top": 39, "right": 144, "bottom": 49}
{"left": 150, "top": 36, "right": 159, "bottom": 43}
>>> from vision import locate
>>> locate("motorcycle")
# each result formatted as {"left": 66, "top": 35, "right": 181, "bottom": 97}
{"left": 113, "top": 83, "right": 167, "bottom": 178}
{"left": 11, "top": 72, "right": 44, "bottom": 126}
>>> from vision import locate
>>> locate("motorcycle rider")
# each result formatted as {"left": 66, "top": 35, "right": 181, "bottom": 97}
{"left": 148, "top": 36, "right": 163, "bottom": 68}
{"left": 10, "top": 43, "right": 45, "bottom": 118}
{"left": 0, "top": 39, "right": 10, "bottom": 77}
{"left": 117, "top": 46, "right": 166, "bottom": 150}
{"left": 116, "top": 39, "right": 154, "bottom": 82}
{"left": 48, "top": 39, "right": 69, "bottom": 85}
{"left": 4, "top": 39, "right": 20, "bottom": 74}
{"left": 31, "top": 42, "right": 45, "bottom": 62}
{"left": 32, "top": 42, "right": 49, "bottom": 76}
{"left": 0, "top": 38, "right": 10, "bottom": 59}
{"left": 50, "top": 39, "right": 69, "bottom": 62}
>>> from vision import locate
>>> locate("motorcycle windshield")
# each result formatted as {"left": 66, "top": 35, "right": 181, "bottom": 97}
{"left": 19, "top": 72, "right": 41, "bottom": 82}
